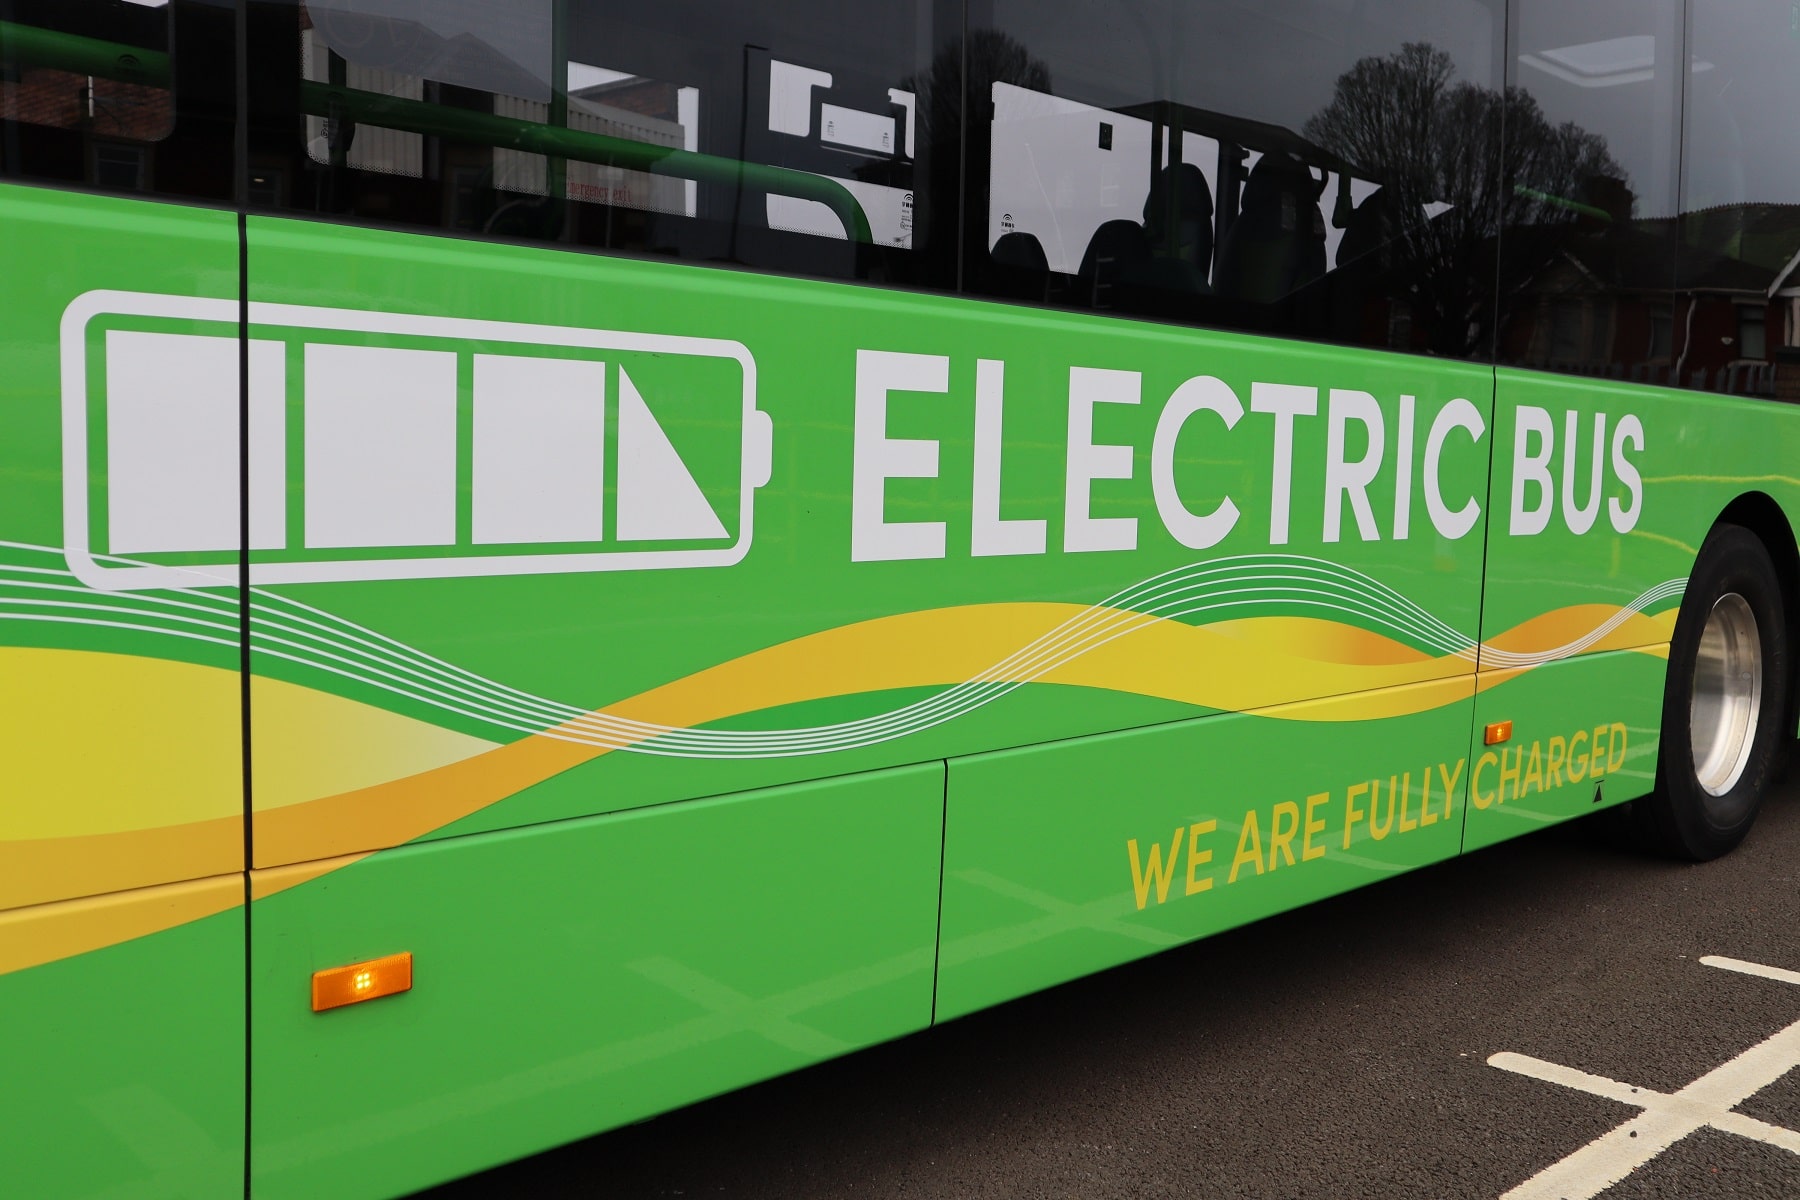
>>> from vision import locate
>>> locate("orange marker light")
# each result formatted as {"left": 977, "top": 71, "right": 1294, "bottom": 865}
{"left": 312, "top": 952, "right": 412, "bottom": 1012}
{"left": 1485, "top": 720, "right": 1513, "bottom": 745}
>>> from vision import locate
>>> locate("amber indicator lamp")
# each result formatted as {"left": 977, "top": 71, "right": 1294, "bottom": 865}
{"left": 312, "top": 952, "right": 413, "bottom": 1012}
{"left": 1484, "top": 720, "right": 1514, "bottom": 745}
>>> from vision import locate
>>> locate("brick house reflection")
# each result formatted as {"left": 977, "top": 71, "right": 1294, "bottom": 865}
{"left": 1501, "top": 184, "right": 1800, "bottom": 399}
{"left": 1, "top": 65, "right": 174, "bottom": 190}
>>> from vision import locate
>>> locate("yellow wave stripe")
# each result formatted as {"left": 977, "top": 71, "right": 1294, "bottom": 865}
{"left": 251, "top": 675, "right": 502, "bottom": 815}
{"left": 0, "top": 647, "right": 241, "bottom": 841}
{"left": 0, "top": 647, "right": 241, "bottom": 913}
{"left": 255, "top": 601, "right": 1666, "bottom": 868}
{"left": 243, "top": 608, "right": 1446, "bottom": 869}
{"left": 1, "top": 599, "right": 1675, "bottom": 971}
{"left": 1485, "top": 605, "right": 1677, "bottom": 655}
{"left": 603, "top": 605, "right": 1442, "bottom": 731}
{"left": 0, "top": 815, "right": 243, "bottom": 915}
{"left": 0, "top": 874, "right": 241, "bottom": 978}
{"left": 250, "top": 853, "right": 368, "bottom": 901}
{"left": 0, "top": 647, "right": 502, "bottom": 912}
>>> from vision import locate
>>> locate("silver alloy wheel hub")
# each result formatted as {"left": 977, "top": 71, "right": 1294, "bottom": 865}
{"left": 1690, "top": 592, "right": 1763, "bottom": 797}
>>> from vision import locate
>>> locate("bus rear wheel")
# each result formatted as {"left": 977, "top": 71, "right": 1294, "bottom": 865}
{"left": 1638, "top": 523, "right": 1789, "bottom": 860}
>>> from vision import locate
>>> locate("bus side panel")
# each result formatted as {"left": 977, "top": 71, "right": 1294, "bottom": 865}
{"left": 1482, "top": 370, "right": 1800, "bottom": 760}
{"left": 1464, "top": 647, "right": 1666, "bottom": 852}
{"left": 247, "top": 762, "right": 943, "bottom": 1200}
{"left": 0, "top": 881, "right": 245, "bottom": 1200}
{"left": 0, "top": 183, "right": 246, "bottom": 1200}
{"left": 0, "top": 182, "right": 245, "bottom": 910}
{"left": 243, "top": 214, "right": 1493, "bottom": 869}
{"left": 935, "top": 679, "right": 1472, "bottom": 1022}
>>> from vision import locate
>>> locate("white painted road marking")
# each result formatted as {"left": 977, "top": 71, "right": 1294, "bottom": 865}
{"left": 1701, "top": 954, "right": 1800, "bottom": 988}
{"left": 1489, "top": 956, "right": 1800, "bottom": 1200}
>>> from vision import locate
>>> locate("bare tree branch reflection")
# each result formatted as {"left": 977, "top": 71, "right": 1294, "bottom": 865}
{"left": 904, "top": 30, "right": 1052, "bottom": 289}
{"left": 1305, "top": 42, "right": 1621, "bottom": 357}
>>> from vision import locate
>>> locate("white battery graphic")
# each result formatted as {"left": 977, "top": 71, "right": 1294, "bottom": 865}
{"left": 60, "top": 290, "right": 771, "bottom": 591}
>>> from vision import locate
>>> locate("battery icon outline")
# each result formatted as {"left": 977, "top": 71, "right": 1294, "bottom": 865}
{"left": 61, "top": 289, "right": 772, "bottom": 592}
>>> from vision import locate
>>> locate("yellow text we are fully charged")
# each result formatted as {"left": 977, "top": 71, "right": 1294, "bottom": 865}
{"left": 1124, "top": 758, "right": 1466, "bottom": 911}
{"left": 1471, "top": 722, "right": 1628, "bottom": 809}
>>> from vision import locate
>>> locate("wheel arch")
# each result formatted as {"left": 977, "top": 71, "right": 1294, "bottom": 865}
{"left": 1715, "top": 491, "right": 1800, "bottom": 738}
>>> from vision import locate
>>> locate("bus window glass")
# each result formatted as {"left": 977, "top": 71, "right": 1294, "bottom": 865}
{"left": 300, "top": 0, "right": 553, "bottom": 187}
{"left": 1, "top": 0, "right": 233, "bottom": 200}
{"left": 1680, "top": 0, "right": 1800, "bottom": 400}
{"left": 1500, "top": 1, "right": 1682, "bottom": 385}
{"left": 249, "top": 0, "right": 953, "bottom": 290}
{"left": 968, "top": 0, "right": 1503, "bottom": 361}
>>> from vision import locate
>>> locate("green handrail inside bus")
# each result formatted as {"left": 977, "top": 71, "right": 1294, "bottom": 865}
{"left": 0, "top": 20, "right": 170, "bottom": 85}
{"left": 1513, "top": 185, "right": 1613, "bottom": 225}
{"left": 297, "top": 81, "right": 873, "bottom": 245}
{"left": 0, "top": 21, "right": 874, "bottom": 245}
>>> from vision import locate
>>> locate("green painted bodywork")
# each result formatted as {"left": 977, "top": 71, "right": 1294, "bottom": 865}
{"left": 1, "top": 901, "right": 246, "bottom": 1200}
{"left": 250, "top": 764, "right": 942, "bottom": 1200}
{"left": 0, "top": 186, "right": 241, "bottom": 684}
{"left": 1483, "top": 368, "right": 1800, "bottom": 640}
{"left": 3, "top": 180, "right": 1797, "bottom": 1199}
{"left": 1463, "top": 649, "right": 1667, "bottom": 853}
{"left": 937, "top": 692, "right": 1474, "bottom": 1021}
{"left": 0, "top": 188, "right": 245, "bottom": 1199}
{"left": 242, "top": 213, "right": 1493, "bottom": 836}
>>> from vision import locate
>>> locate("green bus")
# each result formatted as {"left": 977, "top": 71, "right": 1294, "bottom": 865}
{"left": 4, "top": 1, "right": 1798, "bottom": 1196}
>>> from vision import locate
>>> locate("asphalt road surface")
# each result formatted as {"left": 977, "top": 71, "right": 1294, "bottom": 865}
{"left": 419, "top": 773, "right": 1800, "bottom": 1199}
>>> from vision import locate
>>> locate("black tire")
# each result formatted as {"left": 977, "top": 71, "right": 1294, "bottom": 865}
{"left": 1637, "top": 523, "right": 1789, "bottom": 860}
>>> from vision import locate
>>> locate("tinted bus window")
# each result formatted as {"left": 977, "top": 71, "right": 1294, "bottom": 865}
{"left": 1679, "top": 0, "right": 1800, "bottom": 400}
{"left": 0, "top": 0, "right": 234, "bottom": 201}
{"left": 245, "top": 0, "right": 958, "bottom": 291}
{"left": 1499, "top": 0, "right": 1683, "bottom": 385}
{"left": 965, "top": 0, "right": 1503, "bottom": 361}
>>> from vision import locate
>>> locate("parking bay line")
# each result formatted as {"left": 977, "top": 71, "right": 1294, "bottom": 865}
{"left": 1489, "top": 956, "right": 1800, "bottom": 1200}
{"left": 1700, "top": 954, "right": 1800, "bottom": 988}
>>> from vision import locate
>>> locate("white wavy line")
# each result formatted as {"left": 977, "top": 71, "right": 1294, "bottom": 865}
{"left": 0, "top": 611, "right": 241, "bottom": 652}
{"left": 629, "top": 575, "right": 1470, "bottom": 756}
{"left": 0, "top": 548, "right": 1674, "bottom": 754}
{"left": 0, "top": 556, "right": 1477, "bottom": 738}
{"left": 8, "top": 547, "right": 1475, "bottom": 746}
{"left": 542, "top": 565, "right": 1465, "bottom": 755}
{"left": 0, "top": 557, "right": 598, "bottom": 731}
{"left": 0, "top": 542, "right": 1684, "bottom": 760}
{"left": 1474, "top": 579, "right": 1685, "bottom": 669}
